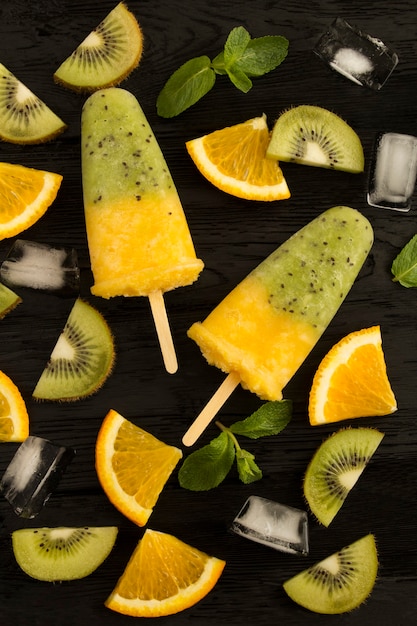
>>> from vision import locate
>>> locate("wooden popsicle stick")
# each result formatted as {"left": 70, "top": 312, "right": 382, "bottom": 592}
{"left": 148, "top": 290, "right": 178, "bottom": 374}
{"left": 182, "top": 371, "right": 241, "bottom": 446}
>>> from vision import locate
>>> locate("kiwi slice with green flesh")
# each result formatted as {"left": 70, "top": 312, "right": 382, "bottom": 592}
{"left": 0, "top": 282, "right": 21, "bottom": 319}
{"left": 54, "top": 2, "right": 143, "bottom": 92}
{"left": 303, "top": 427, "right": 384, "bottom": 527}
{"left": 266, "top": 105, "right": 364, "bottom": 173}
{"left": 0, "top": 63, "right": 66, "bottom": 144}
{"left": 33, "top": 298, "right": 115, "bottom": 401}
{"left": 12, "top": 526, "right": 118, "bottom": 581}
{"left": 283, "top": 534, "right": 378, "bottom": 614}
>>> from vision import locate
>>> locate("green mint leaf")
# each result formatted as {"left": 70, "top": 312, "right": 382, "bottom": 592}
{"left": 223, "top": 26, "right": 251, "bottom": 66}
{"left": 230, "top": 399, "right": 292, "bottom": 439}
{"left": 391, "top": 234, "right": 417, "bottom": 287}
{"left": 226, "top": 66, "right": 253, "bottom": 92}
{"left": 236, "top": 448, "right": 263, "bottom": 484}
{"left": 211, "top": 51, "right": 227, "bottom": 75}
{"left": 178, "top": 431, "right": 235, "bottom": 491}
{"left": 157, "top": 27, "right": 289, "bottom": 117}
{"left": 156, "top": 56, "right": 216, "bottom": 118}
{"left": 234, "top": 36, "right": 289, "bottom": 77}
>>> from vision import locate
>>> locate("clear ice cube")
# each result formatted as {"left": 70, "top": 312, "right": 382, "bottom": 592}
{"left": 367, "top": 132, "right": 417, "bottom": 212}
{"left": 0, "top": 239, "right": 80, "bottom": 297}
{"left": 314, "top": 17, "right": 398, "bottom": 90}
{"left": 0, "top": 435, "right": 75, "bottom": 518}
{"left": 230, "top": 495, "right": 309, "bottom": 556}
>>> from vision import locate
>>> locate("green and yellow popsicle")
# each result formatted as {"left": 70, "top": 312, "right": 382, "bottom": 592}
{"left": 81, "top": 88, "right": 204, "bottom": 372}
{"left": 184, "top": 206, "right": 373, "bottom": 445}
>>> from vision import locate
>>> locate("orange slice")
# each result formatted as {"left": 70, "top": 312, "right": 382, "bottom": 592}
{"left": 106, "top": 528, "right": 225, "bottom": 617}
{"left": 95, "top": 409, "right": 182, "bottom": 526}
{"left": 0, "top": 370, "right": 29, "bottom": 442}
{"left": 0, "top": 162, "right": 62, "bottom": 240}
{"left": 186, "top": 114, "right": 290, "bottom": 201}
{"left": 309, "top": 326, "right": 397, "bottom": 425}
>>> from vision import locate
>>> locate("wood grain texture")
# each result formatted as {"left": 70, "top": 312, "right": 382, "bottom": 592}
{"left": 0, "top": 1, "right": 416, "bottom": 624}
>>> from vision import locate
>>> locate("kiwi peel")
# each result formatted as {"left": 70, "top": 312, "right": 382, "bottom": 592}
{"left": 32, "top": 298, "right": 115, "bottom": 401}
{"left": 303, "top": 427, "right": 384, "bottom": 526}
{"left": 266, "top": 105, "right": 364, "bottom": 173}
{"left": 12, "top": 526, "right": 118, "bottom": 581}
{"left": 54, "top": 2, "right": 143, "bottom": 92}
{"left": 0, "top": 63, "right": 66, "bottom": 144}
{"left": 283, "top": 534, "right": 378, "bottom": 614}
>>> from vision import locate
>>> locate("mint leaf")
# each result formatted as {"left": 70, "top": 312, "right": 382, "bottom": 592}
{"left": 234, "top": 36, "right": 289, "bottom": 76}
{"left": 178, "top": 400, "right": 292, "bottom": 491}
{"left": 236, "top": 448, "right": 263, "bottom": 484}
{"left": 230, "top": 399, "right": 292, "bottom": 439}
{"left": 392, "top": 234, "right": 417, "bottom": 287}
{"left": 178, "top": 431, "right": 235, "bottom": 491}
{"left": 157, "top": 27, "right": 289, "bottom": 117}
{"left": 156, "top": 56, "right": 216, "bottom": 118}
{"left": 226, "top": 66, "right": 253, "bottom": 93}
{"left": 223, "top": 26, "right": 251, "bottom": 66}
{"left": 211, "top": 51, "right": 227, "bottom": 74}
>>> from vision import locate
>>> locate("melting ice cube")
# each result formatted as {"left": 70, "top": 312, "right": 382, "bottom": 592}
{"left": 0, "top": 435, "right": 75, "bottom": 518}
{"left": 314, "top": 17, "right": 398, "bottom": 90}
{"left": 230, "top": 495, "right": 309, "bottom": 556}
{"left": 367, "top": 132, "right": 417, "bottom": 212}
{"left": 0, "top": 239, "right": 80, "bottom": 297}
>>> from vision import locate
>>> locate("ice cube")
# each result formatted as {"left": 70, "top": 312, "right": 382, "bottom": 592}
{"left": 0, "top": 239, "right": 80, "bottom": 297}
{"left": 230, "top": 495, "right": 309, "bottom": 556}
{"left": 367, "top": 132, "right": 417, "bottom": 212}
{"left": 0, "top": 435, "right": 75, "bottom": 518}
{"left": 314, "top": 17, "right": 398, "bottom": 90}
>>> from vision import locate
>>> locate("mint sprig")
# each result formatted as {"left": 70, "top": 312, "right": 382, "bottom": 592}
{"left": 178, "top": 400, "right": 292, "bottom": 491}
{"left": 157, "top": 26, "right": 289, "bottom": 118}
{"left": 392, "top": 234, "right": 417, "bottom": 287}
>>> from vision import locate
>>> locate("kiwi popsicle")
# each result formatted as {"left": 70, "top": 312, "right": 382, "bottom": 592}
{"left": 81, "top": 88, "right": 204, "bottom": 373}
{"left": 183, "top": 206, "right": 373, "bottom": 445}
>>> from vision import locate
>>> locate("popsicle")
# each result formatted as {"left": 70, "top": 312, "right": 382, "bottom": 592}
{"left": 183, "top": 206, "right": 373, "bottom": 445}
{"left": 81, "top": 88, "right": 204, "bottom": 373}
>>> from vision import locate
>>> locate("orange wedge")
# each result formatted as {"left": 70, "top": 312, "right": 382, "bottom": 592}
{"left": 309, "top": 326, "right": 397, "bottom": 425}
{"left": 0, "top": 370, "right": 29, "bottom": 442}
{"left": 0, "top": 162, "right": 62, "bottom": 240}
{"left": 186, "top": 114, "right": 290, "bottom": 201}
{"left": 106, "top": 528, "right": 225, "bottom": 617}
{"left": 95, "top": 409, "right": 182, "bottom": 526}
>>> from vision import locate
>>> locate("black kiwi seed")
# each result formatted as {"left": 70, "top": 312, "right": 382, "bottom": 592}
{"left": 291, "top": 127, "right": 343, "bottom": 167}
{"left": 35, "top": 528, "right": 91, "bottom": 555}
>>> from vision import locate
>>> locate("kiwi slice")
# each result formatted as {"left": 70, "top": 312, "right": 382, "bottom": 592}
{"left": 283, "top": 534, "right": 378, "bottom": 614}
{"left": 54, "top": 2, "right": 143, "bottom": 92}
{"left": 12, "top": 526, "right": 118, "bottom": 581}
{"left": 33, "top": 298, "right": 115, "bottom": 401}
{"left": 0, "top": 282, "right": 21, "bottom": 319}
{"left": 266, "top": 105, "right": 364, "bottom": 173}
{"left": 0, "top": 63, "right": 66, "bottom": 144}
{"left": 303, "top": 427, "right": 384, "bottom": 526}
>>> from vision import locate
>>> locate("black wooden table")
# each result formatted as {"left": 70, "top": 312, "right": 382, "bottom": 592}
{"left": 0, "top": 1, "right": 416, "bottom": 625}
